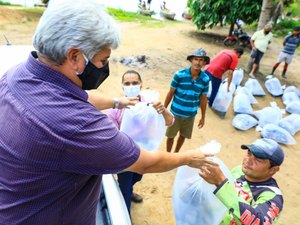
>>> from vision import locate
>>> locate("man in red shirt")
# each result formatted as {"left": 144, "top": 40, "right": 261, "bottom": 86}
{"left": 204, "top": 48, "right": 243, "bottom": 107}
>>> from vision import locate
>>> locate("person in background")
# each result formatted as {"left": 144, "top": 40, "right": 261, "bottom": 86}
{"left": 270, "top": 26, "right": 300, "bottom": 79}
{"left": 164, "top": 48, "right": 210, "bottom": 153}
{"left": 204, "top": 47, "right": 244, "bottom": 107}
{"left": 248, "top": 24, "right": 273, "bottom": 78}
{"left": 200, "top": 138, "right": 284, "bottom": 225}
{"left": 0, "top": 1, "right": 217, "bottom": 224}
{"left": 105, "top": 70, "right": 174, "bottom": 215}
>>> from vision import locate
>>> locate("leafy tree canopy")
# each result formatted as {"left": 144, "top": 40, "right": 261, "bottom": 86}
{"left": 189, "top": 0, "right": 263, "bottom": 30}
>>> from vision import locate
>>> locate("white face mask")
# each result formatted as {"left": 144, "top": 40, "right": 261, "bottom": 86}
{"left": 123, "top": 85, "right": 141, "bottom": 97}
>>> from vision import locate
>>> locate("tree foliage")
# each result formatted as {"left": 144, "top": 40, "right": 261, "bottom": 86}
{"left": 189, "top": 0, "right": 263, "bottom": 31}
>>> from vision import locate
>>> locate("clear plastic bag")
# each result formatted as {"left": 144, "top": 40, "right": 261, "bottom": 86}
{"left": 207, "top": 81, "right": 212, "bottom": 98}
{"left": 261, "top": 124, "right": 297, "bottom": 145}
{"left": 140, "top": 90, "right": 160, "bottom": 103}
{"left": 120, "top": 102, "right": 165, "bottom": 151}
{"left": 265, "top": 77, "right": 283, "bottom": 97}
{"left": 278, "top": 114, "right": 300, "bottom": 135}
{"left": 232, "top": 114, "right": 258, "bottom": 131}
{"left": 232, "top": 68, "right": 244, "bottom": 87}
{"left": 244, "top": 78, "right": 266, "bottom": 96}
{"left": 286, "top": 101, "right": 300, "bottom": 114}
{"left": 235, "top": 86, "right": 257, "bottom": 104}
{"left": 233, "top": 93, "right": 253, "bottom": 115}
{"left": 283, "top": 85, "right": 300, "bottom": 96}
{"left": 212, "top": 83, "right": 233, "bottom": 118}
{"left": 258, "top": 102, "right": 282, "bottom": 128}
{"left": 282, "top": 92, "right": 299, "bottom": 106}
{"left": 173, "top": 141, "right": 233, "bottom": 225}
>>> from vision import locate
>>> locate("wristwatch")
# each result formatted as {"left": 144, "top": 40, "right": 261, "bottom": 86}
{"left": 113, "top": 98, "right": 119, "bottom": 109}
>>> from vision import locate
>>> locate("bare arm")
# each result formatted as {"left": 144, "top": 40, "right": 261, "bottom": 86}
{"left": 87, "top": 90, "right": 138, "bottom": 110}
{"left": 227, "top": 70, "right": 233, "bottom": 92}
{"left": 152, "top": 100, "right": 174, "bottom": 126}
{"left": 164, "top": 88, "right": 175, "bottom": 108}
{"left": 250, "top": 39, "right": 256, "bottom": 50}
{"left": 126, "top": 148, "right": 216, "bottom": 174}
{"left": 198, "top": 94, "right": 207, "bottom": 128}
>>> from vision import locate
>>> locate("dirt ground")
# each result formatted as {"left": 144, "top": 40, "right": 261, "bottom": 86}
{"left": 1, "top": 6, "right": 299, "bottom": 225}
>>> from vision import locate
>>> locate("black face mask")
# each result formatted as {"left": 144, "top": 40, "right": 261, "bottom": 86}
{"left": 77, "top": 61, "right": 110, "bottom": 90}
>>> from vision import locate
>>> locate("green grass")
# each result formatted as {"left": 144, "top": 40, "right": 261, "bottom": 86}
{"left": 0, "top": 1, "right": 17, "bottom": 6}
{"left": 106, "top": 8, "right": 176, "bottom": 28}
{"left": 23, "top": 7, "right": 45, "bottom": 14}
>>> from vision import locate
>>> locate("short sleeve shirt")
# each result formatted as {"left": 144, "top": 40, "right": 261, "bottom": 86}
{"left": 170, "top": 67, "right": 210, "bottom": 118}
{"left": 0, "top": 52, "right": 140, "bottom": 225}
{"left": 204, "top": 49, "right": 239, "bottom": 79}
{"left": 282, "top": 34, "right": 300, "bottom": 55}
{"left": 251, "top": 30, "right": 273, "bottom": 53}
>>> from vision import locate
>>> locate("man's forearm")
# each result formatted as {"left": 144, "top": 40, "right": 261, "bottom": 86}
{"left": 87, "top": 90, "right": 114, "bottom": 110}
{"left": 200, "top": 95, "right": 207, "bottom": 119}
{"left": 164, "top": 92, "right": 173, "bottom": 108}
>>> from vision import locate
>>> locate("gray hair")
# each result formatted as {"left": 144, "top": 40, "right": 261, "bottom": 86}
{"left": 33, "top": 0, "right": 120, "bottom": 64}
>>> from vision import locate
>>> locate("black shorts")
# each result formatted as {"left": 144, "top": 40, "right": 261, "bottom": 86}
{"left": 251, "top": 49, "right": 264, "bottom": 64}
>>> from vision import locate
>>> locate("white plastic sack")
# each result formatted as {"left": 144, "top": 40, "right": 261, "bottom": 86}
{"left": 232, "top": 114, "right": 258, "bottom": 131}
{"left": 222, "top": 79, "right": 236, "bottom": 94}
{"left": 283, "top": 85, "right": 300, "bottom": 96}
{"left": 120, "top": 102, "right": 165, "bottom": 151}
{"left": 265, "top": 77, "right": 283, "bottom": 97}
{"left": 258, "top": 103, "right": 282, "bottom": 128}
{"left": 232, "top": 68, "right": 244, "bottom": 87}
{"left": 286, "top": 101, "right": 300, "bottom": 114}
{"left": 140, "top": 90, "right": 160, "bottom": 103}
{"left": 278, "top": 114, "right": 300, "bottom": 135}
{"left": 235, "top": 86, "right": 257, "bottom": 104}
{"left": 207, "top": 81, "right": 212, "bottom": 98}
{"left": 282, "top": 92, "right": 299, "bottom": 106}
{"left": 233, "top": 93, "right": 253, "bottom": 115}
{"left": 244, "top": 78, "right": 266, "bottom": 96}
{"left": 261, "top": 124, "right": 297, "bottom": 145}
{"left": 212, "top": 83, "right": 233, "bottom": 118}
{"left": 173, "top": 157, "right": 233, "bottom": 225}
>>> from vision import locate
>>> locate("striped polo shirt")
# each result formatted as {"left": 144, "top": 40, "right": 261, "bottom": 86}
{"left": 170, "top": 67, "right": 210, "bottom": 118}
{"left": 282, "top": 34, "right": 300, "bottom": 55}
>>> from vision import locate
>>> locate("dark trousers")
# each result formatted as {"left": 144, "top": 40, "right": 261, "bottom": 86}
{"left": 205, "top": 71, "right": 222, "bottom": 107}
{"left": 117, "top": 171, "right": 143, "bottom": 214}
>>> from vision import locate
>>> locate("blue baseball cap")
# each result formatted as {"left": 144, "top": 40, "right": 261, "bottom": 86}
{"left": 241, "top": 138, "right": 284, "bottom": 166}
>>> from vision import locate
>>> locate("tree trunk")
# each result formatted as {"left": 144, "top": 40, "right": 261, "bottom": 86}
{"left": 228, "top": 23, "right": 235, "bottom": 36}
{"left": 272, "top": 1, "right": 283, "bottom": 25}
{"left": 257, "top": 0, "right": 273, "bottom": 30}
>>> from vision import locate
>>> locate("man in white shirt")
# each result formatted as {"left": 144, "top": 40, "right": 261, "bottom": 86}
{"left": 248, "top": 24, "right": 273, "bottom": 78}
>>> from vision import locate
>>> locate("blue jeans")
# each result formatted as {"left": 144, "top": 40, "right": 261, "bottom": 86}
{"left": 205, "top": 70, "right": 222, "bottom": 107}
{"left": 117, "top": 171, "right": 143, "bottom": 214}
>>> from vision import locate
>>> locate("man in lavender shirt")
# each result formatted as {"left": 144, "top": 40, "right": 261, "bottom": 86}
{"left": 0, "top": 0, "right": 215, "bottom": 224}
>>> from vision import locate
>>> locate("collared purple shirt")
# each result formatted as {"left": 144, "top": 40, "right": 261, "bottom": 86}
{"left": 0, "top": 52, "right": 140, "bottom": 225}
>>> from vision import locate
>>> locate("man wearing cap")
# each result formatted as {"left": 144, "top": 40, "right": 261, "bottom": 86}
{"left": 164, "top": 48, "right": 210, "bottom": 153}
{"left": 204, "top": 47, "right": 244, "bottom": 107}
{"left": 270, "top": 26, "right": 300, "bottom": 79}
{"left": 200, "top": 138, "right": 284, "bottom": 225}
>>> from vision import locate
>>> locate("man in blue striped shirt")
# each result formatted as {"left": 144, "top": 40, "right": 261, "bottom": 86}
{"left": 271, "top": 26, "right": 300, "bottom": 78}
{"left": 164, "top": 49, "right": 210, "bottom": 153}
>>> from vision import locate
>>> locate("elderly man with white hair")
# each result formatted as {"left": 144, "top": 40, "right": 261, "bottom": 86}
{"left": 248, "top": 24, "right": 273, "bottom": 78}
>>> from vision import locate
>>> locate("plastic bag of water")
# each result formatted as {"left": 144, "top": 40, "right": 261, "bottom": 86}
{"left": 120, "top": 102, "right": 165, "bottom": 151}
{"left": 173, "top": 140, "right": 233, "bottom": 225}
